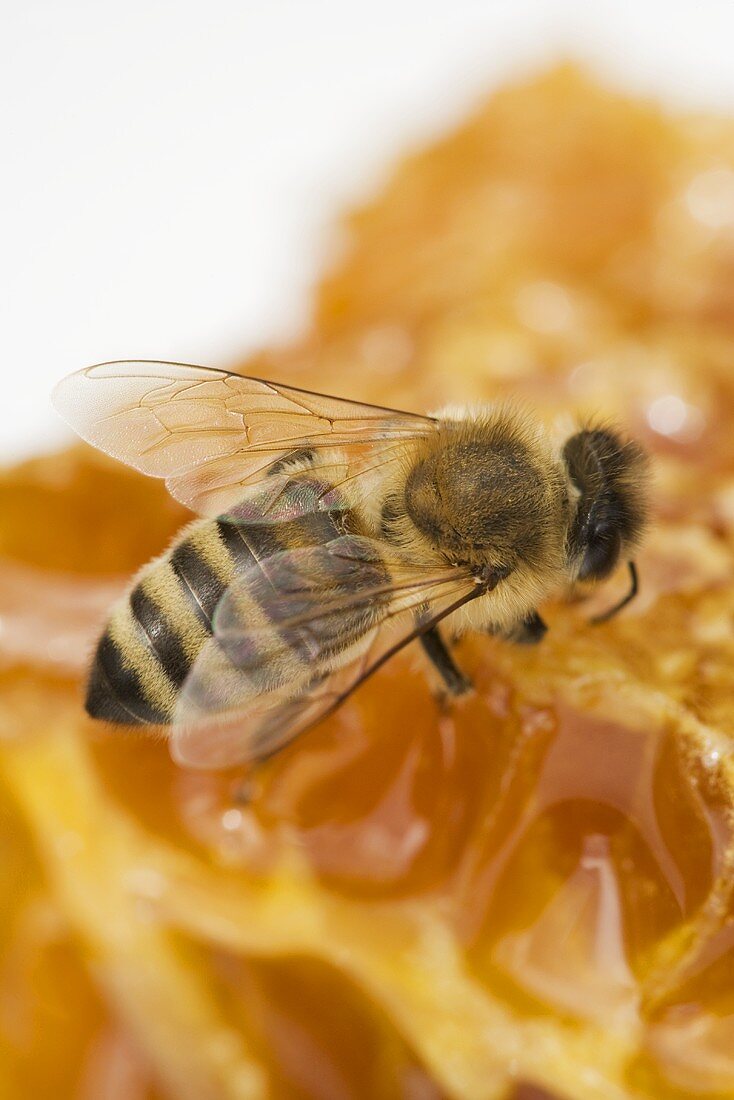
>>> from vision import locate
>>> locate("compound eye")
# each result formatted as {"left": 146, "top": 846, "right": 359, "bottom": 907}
{"left": 578, "top": 524, "right": 621, "bottom": 581}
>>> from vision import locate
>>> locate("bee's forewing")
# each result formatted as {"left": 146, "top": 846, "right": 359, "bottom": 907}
{"left": 52, "top": 361, "right": 436, "bottom": 516}
{"left": 170, "top": 537, "right": 475, "bottom": 770}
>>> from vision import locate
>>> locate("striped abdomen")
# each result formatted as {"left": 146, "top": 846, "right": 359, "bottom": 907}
{"left": 85, "top": 480, "right": 354, "bottom": 726}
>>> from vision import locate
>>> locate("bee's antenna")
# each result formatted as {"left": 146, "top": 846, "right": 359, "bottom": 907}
{"left": 590, "top": 561, "right": 639, "bottom": 625}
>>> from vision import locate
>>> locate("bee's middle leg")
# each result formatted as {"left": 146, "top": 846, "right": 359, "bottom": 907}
{"left": 508, "top": 610, "right": 547, "bottom": 644}
{"left": 420, "top": 626, "right": 473, "bottom": 696}
{"left": 483, "top": 610, "right": 547, "bottom": 645}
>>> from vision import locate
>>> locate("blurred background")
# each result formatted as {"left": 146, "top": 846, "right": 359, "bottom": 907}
{"left": 5, "top": 0, "right": 734, "bottom": 461}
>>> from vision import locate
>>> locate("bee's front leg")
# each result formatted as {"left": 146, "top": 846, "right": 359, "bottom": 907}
{"left": 419, "top": 625, "right": 473, "bottom": 697}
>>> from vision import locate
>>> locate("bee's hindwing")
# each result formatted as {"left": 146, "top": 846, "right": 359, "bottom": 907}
{"left": 171, "top": 537, "right": 479, "bottom": 769}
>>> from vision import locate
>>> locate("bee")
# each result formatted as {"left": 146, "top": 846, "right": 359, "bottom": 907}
{"left": 53, "top": 361, "right": 649, "bottom": 769}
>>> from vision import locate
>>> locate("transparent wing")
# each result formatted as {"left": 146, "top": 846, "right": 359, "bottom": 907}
{"left": 170, "top": 535, "right": 481, "bottom": 769}
{"left": 52, "top": 361, "right": 437, "bottom": 516}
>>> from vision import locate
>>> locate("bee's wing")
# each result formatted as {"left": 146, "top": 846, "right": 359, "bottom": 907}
{"left": 53, "top": 361, "right": 437, "bottom": 516}
{"left": 170, "top": 535, "right": 479, "bottom": 769}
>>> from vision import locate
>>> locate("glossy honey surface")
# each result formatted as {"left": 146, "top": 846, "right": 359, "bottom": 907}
{"left": 3, "top": 67, "right": 734, "bottom": 1098}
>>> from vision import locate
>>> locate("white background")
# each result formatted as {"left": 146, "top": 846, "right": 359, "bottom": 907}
{"left": 4, "top": 0, "right": 734, "bottom": 460}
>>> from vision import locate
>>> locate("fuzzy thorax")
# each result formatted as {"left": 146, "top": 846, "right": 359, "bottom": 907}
{"left": 388, "top": 404, "right": 572, "bottom": 630}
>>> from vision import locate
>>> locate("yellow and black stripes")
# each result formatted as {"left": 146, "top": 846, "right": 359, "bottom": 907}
{"left": 130, "top": 585, "right": 190, "bottom": 687}
{"left": 86, "top": 630, "right": 170, "bottom": 725}
{"left": 169, "top": 537, "right": 228, "bottom": 631}
{"left": 86, "top": 531, "right": 233, "bottom": 726}
{"left": 85, "top": 477, "right": 358, "bottom": 728}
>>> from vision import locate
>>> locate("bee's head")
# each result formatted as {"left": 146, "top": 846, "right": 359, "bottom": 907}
{"left": 563, "top": 427, "right": 649, "bottom": 582}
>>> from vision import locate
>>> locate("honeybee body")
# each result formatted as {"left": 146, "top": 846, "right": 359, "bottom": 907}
{"left": 87, "top": 410, "right": 571, "bottom": 729}
{"left": 54, "top": 362, "right": 648, "bottom": 769}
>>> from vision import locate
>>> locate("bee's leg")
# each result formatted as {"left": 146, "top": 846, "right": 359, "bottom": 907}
{"left": 479, "top": 610, "right": 547, "bottom": 644}
{"left": 420, "top": 626, "right": 473, "bottom": 696}
{"left": 504, "top": 610, "right": 548, "bottom": 645}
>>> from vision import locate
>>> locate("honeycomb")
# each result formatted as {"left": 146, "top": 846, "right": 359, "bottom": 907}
{"left": 3, "top": 65, "right": 734, "bottom": 1098}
